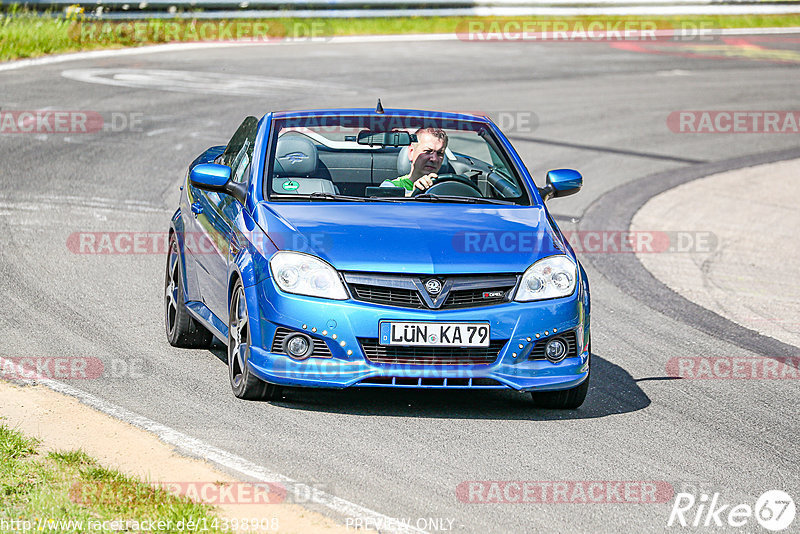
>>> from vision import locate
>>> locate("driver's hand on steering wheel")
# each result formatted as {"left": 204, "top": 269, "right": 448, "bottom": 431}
{"left": 412, "top": 173, "right": 437, "bottom": 194}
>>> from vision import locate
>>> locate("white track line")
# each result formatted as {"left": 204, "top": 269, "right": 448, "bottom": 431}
{"left": 0, "top": 357, "right": 426, "bottom": 534}
{"left": 2, "top": 27, "right": 800, "bottom": 73}
{"left": 0, "top": 194, "right": 171, "bottom": 213}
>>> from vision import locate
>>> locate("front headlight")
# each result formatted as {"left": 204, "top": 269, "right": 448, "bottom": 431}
{"left": 515, "top": 255, "right": 577, "bottom": 301}
{"left": 269, "top": 251, "right": 348, "bottom": 300}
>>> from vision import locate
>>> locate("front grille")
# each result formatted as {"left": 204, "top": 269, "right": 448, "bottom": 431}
{"left": 344, "top": 272, "right": 518, "bottom": 310}
{"left": 357, "top": 376, "right": 506, "bottom": 388}
{"left": 359, "top": 339, "right": 507, "bottom": 365}
{"left": 271, "top": 327, "right": 332, "bottom": 358}
{"left": 350, "top": 284, "right": 425, "bottom": 308}
{"left": 442, "top": 286, "right": 514, "bottom": 309}
{"left": 529, "top": 331, "right": 578, "bottom": 360}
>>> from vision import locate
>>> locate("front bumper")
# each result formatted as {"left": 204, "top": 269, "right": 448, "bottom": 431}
{"left": 245, "top": 277, "right": 590, "bottom": 392}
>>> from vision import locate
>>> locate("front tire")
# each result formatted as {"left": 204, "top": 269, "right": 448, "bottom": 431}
{"left": 530, "top": 374, "right": 589, "bottom": 409}
{"left": 530, "top": 342, "right": 590, "bottom": 409}
{"left": 165, "top": 233, "right": 213, "bottom": 348}
{"left": 228, "top": 280, "right": 281, "bottom": 401}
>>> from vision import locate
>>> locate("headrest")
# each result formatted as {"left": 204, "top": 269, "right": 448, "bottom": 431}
{"left": 396, "top": 146, "right": 412, "bottom": 176}
{"left": 274, "top": 136, "right": 318, "bottom": 177}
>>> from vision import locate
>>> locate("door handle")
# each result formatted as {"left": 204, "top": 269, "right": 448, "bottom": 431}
{"left": 191, "top": 202, "right": 203, "bottom": 217}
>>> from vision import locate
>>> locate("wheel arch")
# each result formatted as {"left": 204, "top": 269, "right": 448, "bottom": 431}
{"left": 168, "top": 212, "right": 191, "bottom": 302}
{"left": 228, "top": 269, "right": 242, "bottom": 308}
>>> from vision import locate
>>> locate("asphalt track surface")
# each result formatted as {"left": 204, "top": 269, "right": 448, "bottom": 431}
{"left": 1, "top": 34, "right": 799, "bottom": 533}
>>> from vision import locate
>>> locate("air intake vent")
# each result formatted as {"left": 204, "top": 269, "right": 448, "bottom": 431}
{"left": 357, "top": 376, "right": 505, "bottom": 388}
{"left": 359, "top": 339, "right": 507, "bottom": 365}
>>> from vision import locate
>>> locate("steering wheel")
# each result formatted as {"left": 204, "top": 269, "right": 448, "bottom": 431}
{"left": 411, "top": 173, "right": 483, "bottom": 197}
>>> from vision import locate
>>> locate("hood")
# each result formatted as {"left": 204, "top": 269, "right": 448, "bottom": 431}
{"left": 254, "top": 202, "right": 564, "bottom": 274}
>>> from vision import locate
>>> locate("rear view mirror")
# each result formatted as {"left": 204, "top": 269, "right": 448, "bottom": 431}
{"left": 356, "top": 130, "right": 415, "bottom": 147}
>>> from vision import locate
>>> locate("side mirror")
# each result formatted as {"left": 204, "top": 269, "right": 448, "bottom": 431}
{"left": 189, "top": 163, "right": 247, "bottom": 204}
{"left": 538, "top": 169, "right": 582, "bottom": 201}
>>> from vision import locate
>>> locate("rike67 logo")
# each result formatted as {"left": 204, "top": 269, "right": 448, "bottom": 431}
{"left": 668, "top": 490, "right": 795, "bottom": 531}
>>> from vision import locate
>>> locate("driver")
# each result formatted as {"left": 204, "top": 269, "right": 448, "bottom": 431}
{"left": 381, "top": 127, "right": 448, "bottom": 196}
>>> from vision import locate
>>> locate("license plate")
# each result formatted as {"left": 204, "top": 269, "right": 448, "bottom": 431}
{"left": 379, "top": 322, "right": 490, "bottom": 347}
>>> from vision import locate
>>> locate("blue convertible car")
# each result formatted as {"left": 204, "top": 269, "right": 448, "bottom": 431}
{"left": 165, "top": 107, "right": 590, "bottom": 408}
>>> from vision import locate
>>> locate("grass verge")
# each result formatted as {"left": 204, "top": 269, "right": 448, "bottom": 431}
{"left": 0, "top": 423, "right": 225, "bottom": 532}
{"left": 1, "top": 7, "right": 800, "bottom": 62}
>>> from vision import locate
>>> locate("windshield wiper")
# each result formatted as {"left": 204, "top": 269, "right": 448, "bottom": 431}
{"left": 272, "top": 193, "right": 404, "bottom": 203}
{"left": 309, "top": 192, "right": 369, "bottom": 202}
{"left": 272, "top": 193, "right": 369, "bottom": 202}
{"left": 406, "top": 194, "right": 515, "bottom": 205}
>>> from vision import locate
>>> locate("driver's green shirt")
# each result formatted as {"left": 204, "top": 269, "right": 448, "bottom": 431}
{"left": 379, "top": 174, "right": 415, "bottom": 196}
{"left": 386, "top": 174, "right": 413, "bottom": 191}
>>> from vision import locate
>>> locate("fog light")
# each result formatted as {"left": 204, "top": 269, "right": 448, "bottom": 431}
{"left": 284, "top": 334, "right": 312, "bottom": 360}
{"left": 545, "top": 338, "right": 567, "bottom": 363}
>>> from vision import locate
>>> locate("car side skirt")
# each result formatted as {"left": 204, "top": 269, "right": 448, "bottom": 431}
{"left": 185, "top": 301, "right": 227, "bottom": 343}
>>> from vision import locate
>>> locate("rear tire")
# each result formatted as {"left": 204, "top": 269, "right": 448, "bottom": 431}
{"left": 165, "top": 233, "right": 213, "bottom": 349}
{"left": 228, "top": 279, "right": 282, "bottom": 401}
{"left": 530, "top": 341, "right": 590, "bottom": 409}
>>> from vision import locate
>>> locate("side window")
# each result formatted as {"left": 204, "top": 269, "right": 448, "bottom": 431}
{"left": 448, "top": 132, "right": 492, "bottom": 163}
{"left": 222, "top": 116, "right": 258, "bottom": 184}
{"left": 487, "top": 144, "right": 511, "bottom": 175}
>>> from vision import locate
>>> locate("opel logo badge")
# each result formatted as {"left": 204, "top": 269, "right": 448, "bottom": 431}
{"left": 280, "top": 151, "right": 308, "bottom": 164}
{"left": 425, "top": 279, "right": 442, "bottom": 295}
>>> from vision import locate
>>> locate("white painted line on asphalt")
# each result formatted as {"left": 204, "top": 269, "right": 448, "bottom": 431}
{"left": 0, "top": 42, "right": 260, "bottom": 73}
{"left": 0, "top": 359, "right": 427, "bottom": 534}
{"left": 1, "top": 27, "right": 800, "bottom": 73}
{"left": 0, "top": 194, "right": 171, "bottom": 213}
{"left": 716, "top": 26, "right": 800, "bottom": 35}
{"left": 146, "top": 127, "right": 177, "bottom": 136}
{"left": 61, "top": 67, "right": 359, "bottom": 96}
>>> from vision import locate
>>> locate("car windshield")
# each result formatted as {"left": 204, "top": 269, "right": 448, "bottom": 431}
{"left": 265, "top": 114, "right": 531, "bottom": 205}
